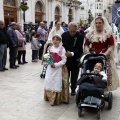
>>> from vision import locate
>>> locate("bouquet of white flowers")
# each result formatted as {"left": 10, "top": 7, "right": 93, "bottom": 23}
{"left": 43, "top": 52, "right": 54, "bottom": 65}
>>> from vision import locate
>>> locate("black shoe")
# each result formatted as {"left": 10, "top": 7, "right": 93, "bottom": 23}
{"left": 0, "top": 69, "right": 5, "bottom": 72}
{"left": 71, "top": 90, "right": 76, "bottom": 96}
{"left": 10, "top": 66, "right": 17, "bottom": 69}
{"left": 18, "top": 62, "right": 24, "bottom": 65}
{"left": 23, "top": 61, "right": 28, "bottom": 64}
{"left": 15, "top": 65, "right": 19, "bottom": 67}
{"left": 3, "top": 68, "right": 8, "bottom": 70}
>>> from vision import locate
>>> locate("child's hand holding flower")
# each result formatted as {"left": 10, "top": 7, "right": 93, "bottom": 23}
{"left": 43, "top": 53, "right": 54, "bottom": 66}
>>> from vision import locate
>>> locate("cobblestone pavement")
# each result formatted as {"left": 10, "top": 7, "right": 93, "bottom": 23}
{"left": 0, "top": 43, "right": 120, "bottom": 120}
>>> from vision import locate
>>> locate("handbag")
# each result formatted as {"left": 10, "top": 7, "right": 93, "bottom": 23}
{"left": 18, "top": 43, "right": 23, "bottom": 47}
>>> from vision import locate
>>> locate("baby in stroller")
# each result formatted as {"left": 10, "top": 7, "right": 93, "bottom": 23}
{"left": 78, "top": 62, "right": 107, "bottom": 95}
{"left": 76, "top": 54, "right": 112, "bottom": 119}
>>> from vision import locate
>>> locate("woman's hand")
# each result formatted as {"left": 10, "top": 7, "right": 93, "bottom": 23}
{"left": 103, "top": 51, "right": 110, "bottom": 56}
{"left": 103, "top": 52, "right": 107, "bottom": 56}
{"left": 84, "top": 46, "right": 90, "bottom": 54}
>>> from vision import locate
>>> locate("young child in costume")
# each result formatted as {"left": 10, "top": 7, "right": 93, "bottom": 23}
{"left": 44, "top": 34, "right": 67, "bottom": 106}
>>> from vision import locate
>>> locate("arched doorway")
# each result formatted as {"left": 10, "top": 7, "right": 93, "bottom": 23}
{"left": 68, "top": 8, "right": 73, "bottom": 23}
{"left": 4, "top": 0, "right": 17, "bottom": 28}
{"left": 55, "top": 6, "right": 61, "bottom": 21}
{"left": 35, "top": 1, "right": 44, "bottom": 24}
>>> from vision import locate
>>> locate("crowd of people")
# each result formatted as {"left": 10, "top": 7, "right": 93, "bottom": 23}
{"left": 0, "top": 16, "right": 119, "bottom": 106}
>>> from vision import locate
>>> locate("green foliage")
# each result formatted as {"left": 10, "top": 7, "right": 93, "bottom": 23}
{"left": 18, "top": 4, "right": 29, "bottom": 11}
{"left": 80, "top": 19, "right": 84, "bottom": 26}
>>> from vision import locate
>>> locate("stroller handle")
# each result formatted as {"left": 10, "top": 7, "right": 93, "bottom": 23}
{"left": 81, "top": 73, "right": 103, "bottom": 77}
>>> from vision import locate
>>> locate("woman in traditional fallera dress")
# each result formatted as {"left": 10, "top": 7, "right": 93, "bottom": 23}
{"left": 84, "top": 16, "right": 119, "bottom": 91}
{"left": 47, "top": 21, "right": 64, "bottom": 42}
{"left": 44, "top": 34, "right": 69, "bottom": 106}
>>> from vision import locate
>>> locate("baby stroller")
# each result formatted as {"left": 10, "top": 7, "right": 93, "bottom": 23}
{"left": 40, "top": 42, "right": 52, "bottom": 78}
{"left": 76, "top": 54, "right": 112, "bottom": 119}
{"left": 40, "top": 62, "right": 48, "bottom": 78}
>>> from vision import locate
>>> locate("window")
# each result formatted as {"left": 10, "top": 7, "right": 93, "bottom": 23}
{"left": 55, "top": 7, "right": 60, "bottom": 15}
{"left": 4, "top": 0, "right": 15, "bottom": 6}
{"left": 81, "top": 6, "right": 84, "bottom": 10}
{"left": 97, "top": 4, "right": 98, "bottom": 9}
{"left": 99, "top": 3, "right": 102, "bottom": 9}
{"left": 35, "top": 2, "right": 43, "bottom": 12}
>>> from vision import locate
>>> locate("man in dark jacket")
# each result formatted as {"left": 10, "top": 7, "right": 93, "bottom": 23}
{"left": 0, "top": 20, "right": 9, "bottom": 71}
{"left": 7, "top": 22, "right": 19, "bottom": 69}
{"left": 62, "top": 22, "right": 84, "bottom": 96}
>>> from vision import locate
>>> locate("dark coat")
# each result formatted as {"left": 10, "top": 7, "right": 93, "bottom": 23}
{"left": 62, "top": 31, "right": 84, "bottom": 70}
{"left": 7, "top": 27, "right": 18, "bottom": 48}
{"left": 0, "top": 27, "right": 9, "bottom": 45}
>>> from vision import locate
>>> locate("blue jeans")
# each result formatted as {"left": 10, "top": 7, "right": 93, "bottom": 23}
{"left": 0, "top": 44, "right": 7, "bottom": 70}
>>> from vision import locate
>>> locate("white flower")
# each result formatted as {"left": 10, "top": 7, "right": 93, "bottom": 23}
{"left": 43, "top": 53, "right": 50, "bottom": 59}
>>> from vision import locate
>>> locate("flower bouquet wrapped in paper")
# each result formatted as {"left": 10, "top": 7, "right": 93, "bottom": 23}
{"left": 43, "top": 53, "right": 54, "bottom": 66}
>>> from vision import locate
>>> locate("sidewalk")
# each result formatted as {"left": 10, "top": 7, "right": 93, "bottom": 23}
{"left": 0, "top": 43, "right": 120, "bottom": 120}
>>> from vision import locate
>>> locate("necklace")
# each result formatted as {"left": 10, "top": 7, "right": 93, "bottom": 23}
{"left": 96, "top": 30, "right": 103, "bottom": 33}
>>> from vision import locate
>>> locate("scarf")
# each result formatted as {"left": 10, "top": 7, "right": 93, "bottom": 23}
{"left": 18, "top": 30, "right": 26, "bottom": 45}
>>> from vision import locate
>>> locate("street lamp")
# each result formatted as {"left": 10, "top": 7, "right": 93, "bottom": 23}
{"left": 20, "top": 0, "right": 28, "bottom": 22}
{"left": 88, "top": 9, "right": 93, "bottom": 24}
{"left": 66, "top": 2, "right": 73, "bottom": 23}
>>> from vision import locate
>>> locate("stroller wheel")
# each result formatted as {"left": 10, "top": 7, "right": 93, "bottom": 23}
{"left": 78, "top": 108, "right": 82, "bottom": 117}
{"left": 76, "top": 90, "right": 80, "bottom": 106}
{"left": 40, "top": 74, "right": 43, "bottom": 78}
{"left": 43, "top": 74, "right": 45, "bottom": 78}
{"left": 108, "top": 92, "right": 112, "bottom": 110}
{"left": 97, "top": 109, "right": 101, "bottom": 119}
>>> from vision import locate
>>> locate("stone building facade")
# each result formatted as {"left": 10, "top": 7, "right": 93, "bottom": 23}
{"left": 1, "top": 0, "right": 81, "bottom": 27}
{"left": 79, "top": 0, "right": 116, "bottom": 23}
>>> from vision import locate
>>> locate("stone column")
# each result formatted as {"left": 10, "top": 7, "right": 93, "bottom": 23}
{"left": 25, "top": 0, "right": 32, "bottom": 22}
{"left": 48, "top": 0, "right": 54, "bottom": 23}
{"left": 1, "top": 0, "right": 4, "bottom": 21}
{"left": 45, "top": 0, "right": 49, "bottom": 23}
{"left": 31, "top": 0, "right": 35, "bottom": 22}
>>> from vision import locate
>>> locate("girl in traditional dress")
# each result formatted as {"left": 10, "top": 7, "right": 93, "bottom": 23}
{"left": 44, "top": 34, "right": 68, "bottom": 106}
{"left": 84, "top": 16, "right": 119, "bottom": 91}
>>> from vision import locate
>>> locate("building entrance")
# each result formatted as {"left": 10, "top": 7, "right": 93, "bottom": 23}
{"left": 4, "top": 0, "right": 17, "bottom": 28}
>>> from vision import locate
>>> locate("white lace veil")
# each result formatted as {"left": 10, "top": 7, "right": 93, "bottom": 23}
{"left": 86, "top": 16, "right": 112, "bottom": 39}
{"left": 50, "top": 21, "right": 63, "bottom": 33}
{"left": 48, "top": 21, "right": 64, "bottom": 43}
{"left": 51, "top": 21, "right": 56, "bottom": 32}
